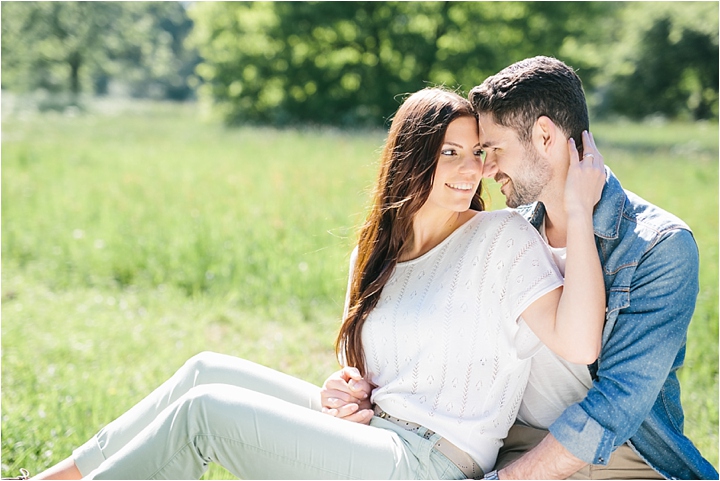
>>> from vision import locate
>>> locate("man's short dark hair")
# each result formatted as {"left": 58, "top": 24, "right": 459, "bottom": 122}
{"left": 469, "top": 56, "right": 589, "bottom": 149}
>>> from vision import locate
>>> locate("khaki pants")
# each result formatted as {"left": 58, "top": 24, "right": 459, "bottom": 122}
{"left": 495, "top": 424, "right": 665, "bottom": 480}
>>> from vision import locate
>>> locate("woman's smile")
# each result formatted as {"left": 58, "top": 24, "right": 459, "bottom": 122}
{"left": 446, "top": 182, "right": 475, "bottom": 192}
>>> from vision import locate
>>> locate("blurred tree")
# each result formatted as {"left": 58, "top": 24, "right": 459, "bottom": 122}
{"left": 188, "top": 1, "right": 618, "bottom": 126}
{"left": 1, "top": 2, "right": 119, "bottom": 98}
{"left": 1, "top": 1, "right": 200, "bottom": 103}
{"left": 188, "top": 2, "right": 443, "bottom": 125}
{"left": 4, "top": 2, "right": 716, "bottom": 121}
{"left": 429, "top": 2, "right": 619, "bottom": 97}
{"left": 108, "top": 2, "right": 201, "bottom": 100}
{"left": 598, "top": 2, "right": 719, "bottom": 120}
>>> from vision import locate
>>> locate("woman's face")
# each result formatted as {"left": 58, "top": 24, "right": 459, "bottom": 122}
{"left": 423, "top": 116, "right": 484, "bottom": 215}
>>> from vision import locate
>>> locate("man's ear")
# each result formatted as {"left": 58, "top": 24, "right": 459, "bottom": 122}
{"left": 532, "top": 115, "right": 558, "bottom": 157}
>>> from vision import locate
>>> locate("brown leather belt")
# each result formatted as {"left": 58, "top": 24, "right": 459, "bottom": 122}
{"left": 374, "top": 406, "right": 484, "bottom": 479}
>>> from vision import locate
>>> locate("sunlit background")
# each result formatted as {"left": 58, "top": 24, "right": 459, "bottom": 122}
{"left": 2, "top": 2, "right": 717, "bottom": 479}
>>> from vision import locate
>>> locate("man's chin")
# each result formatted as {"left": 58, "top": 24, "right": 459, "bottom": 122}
{"left": 499, "top": 186, "right": 516, "bottom": 208}
{"left": 505, "top": 195, "right": 537, "bottom": 209}
{"left": 503, "top": 194, "right": 521, "bottom": 209}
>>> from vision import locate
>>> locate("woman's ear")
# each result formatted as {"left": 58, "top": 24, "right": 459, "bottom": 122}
{"left": 532, "top": 115, "right": 558, "bottom": 157}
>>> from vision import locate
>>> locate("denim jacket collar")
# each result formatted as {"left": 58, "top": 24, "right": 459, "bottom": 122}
{"left": 521, "top": 167, "right": 624, "bottom": 239}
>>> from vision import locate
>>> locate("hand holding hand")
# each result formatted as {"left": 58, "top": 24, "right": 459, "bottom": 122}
{"left": 320, "top": 367, "right": 374, "bottom": 425}
{"left": 564, "top": 131, "right": 605, "bottom": 218}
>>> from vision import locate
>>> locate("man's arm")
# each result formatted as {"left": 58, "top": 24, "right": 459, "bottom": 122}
{"left": 500, "top": 228, "right": 699, "bottom": 478}
{"left": 499, "top": 433, "right": 585, "bottom": 479}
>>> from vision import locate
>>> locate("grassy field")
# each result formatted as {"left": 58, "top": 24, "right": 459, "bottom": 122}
{"left": 2, "top": 100, "right": 717, "bottom": 479}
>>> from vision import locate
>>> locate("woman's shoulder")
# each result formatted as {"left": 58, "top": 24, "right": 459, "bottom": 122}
{"left": 476, "top": 208, "right": 534, "bottom": 232}
{"left": 470, "top": 209, "right": 545, "bottom": 254}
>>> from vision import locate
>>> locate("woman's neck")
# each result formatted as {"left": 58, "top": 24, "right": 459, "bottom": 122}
{"left": 400, "top": 209, "right": 477, "bottom": 262}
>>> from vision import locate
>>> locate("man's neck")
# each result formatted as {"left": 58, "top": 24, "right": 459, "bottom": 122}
{"left": 541, "top": 197, "right": 567, "bottom": 249}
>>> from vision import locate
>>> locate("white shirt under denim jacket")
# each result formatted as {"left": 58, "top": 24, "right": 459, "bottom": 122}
{"left": 516, "top": 167, "right": 718, "bottom": 480}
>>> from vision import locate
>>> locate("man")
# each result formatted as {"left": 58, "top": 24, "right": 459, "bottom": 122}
{"left": 469, "top": 56, "right": 717, "bottom": 480}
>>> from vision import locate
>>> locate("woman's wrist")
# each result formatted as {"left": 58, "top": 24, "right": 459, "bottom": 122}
{"left": 565, "top": 206, "right": 594, "bottom": 224}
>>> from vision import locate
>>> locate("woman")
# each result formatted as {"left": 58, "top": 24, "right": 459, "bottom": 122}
{"left": 29, "top": 87, "right": 605, "bottom": 480}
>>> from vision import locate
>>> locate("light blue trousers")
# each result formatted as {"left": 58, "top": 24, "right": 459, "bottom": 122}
{"left": 73, "top": 352, "right": 465, "bottom": 480}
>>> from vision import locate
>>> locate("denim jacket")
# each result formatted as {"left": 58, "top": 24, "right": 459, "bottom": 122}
{"left": 518, "top": 167, "right": 718, "bottom": 480}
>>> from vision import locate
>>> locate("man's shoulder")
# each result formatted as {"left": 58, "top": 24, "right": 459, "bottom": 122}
{"left": 597, "top": 169, "right": 692, "bottom": 243}
{"left": 600, "top": 177, "right": 697, "bottom": 269}
{"left": 621, "top": 189, "right": 691, "bottom": 237}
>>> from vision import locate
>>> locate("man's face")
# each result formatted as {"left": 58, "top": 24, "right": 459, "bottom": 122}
{"left": 477, "top": 113, "right": 552, "bottom": 208}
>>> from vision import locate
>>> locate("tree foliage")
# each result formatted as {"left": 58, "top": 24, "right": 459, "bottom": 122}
{"left": 2, "top": 1, "right": 717, "bottom": 121}
{"left": 187, "top": 1, "right": 717, "bottom": 125}
{"left": 1, "top": 1, "right": 199, "bottom": 102}
{"left": 599, "top": 2, "right": 719, "bottom": 120}
{"left": 187, "top": 1, "right": 619, "bottom": 125}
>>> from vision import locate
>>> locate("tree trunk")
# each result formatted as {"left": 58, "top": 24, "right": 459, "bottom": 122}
{"left": 69, "top": 51, "right": 82, "bottom": 104}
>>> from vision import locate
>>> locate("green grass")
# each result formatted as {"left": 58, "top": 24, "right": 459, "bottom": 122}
{"left": 2, "top": 100, "right": 717, "bottom": 478}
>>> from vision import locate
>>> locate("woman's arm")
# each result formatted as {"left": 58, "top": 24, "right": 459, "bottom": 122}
{"left": 522, "top": 132, "right": 606, "bottom": 364}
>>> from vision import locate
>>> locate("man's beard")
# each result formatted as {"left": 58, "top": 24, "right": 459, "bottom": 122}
{"left": 499, "top": 146, "right": 552, "bottom": 208}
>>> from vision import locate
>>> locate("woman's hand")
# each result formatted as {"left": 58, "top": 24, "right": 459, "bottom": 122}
{"left": 564, "top": 131, "right": 605, "bottom": 218}
{"left": 522, "top": 130, "right": 607, "bottom": 364}
{"left": 320, "top": 367, "right": 374, "bottom": 425}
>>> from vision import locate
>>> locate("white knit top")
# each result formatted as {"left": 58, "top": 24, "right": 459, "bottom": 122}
{"left": 356, "top": 209, "right": 563, "bottom": 472}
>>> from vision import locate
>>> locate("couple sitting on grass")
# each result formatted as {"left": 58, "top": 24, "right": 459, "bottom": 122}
{"left": 28, "top": 57, "right": 717, "bottom": 480}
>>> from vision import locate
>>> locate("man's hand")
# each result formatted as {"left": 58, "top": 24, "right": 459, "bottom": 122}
{"left": 498, "top": 433, "right": 587, "bottom": 479}
{"left": 320, "top": 367, "right": 374, "bottom": 424}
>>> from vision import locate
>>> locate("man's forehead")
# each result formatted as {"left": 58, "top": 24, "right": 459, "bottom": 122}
{"left": 477, "top": 114, "right": 512, "bottom": 146}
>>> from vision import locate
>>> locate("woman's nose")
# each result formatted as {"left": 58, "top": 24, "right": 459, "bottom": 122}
{"left": 459, "top": 154, "right": 483, "bottom": 175}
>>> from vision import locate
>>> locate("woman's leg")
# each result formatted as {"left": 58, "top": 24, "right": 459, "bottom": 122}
{"left": 37, "top": 352, "right": 323, "bottom": 478}
{"left": 85, "top": 384, "right": 426, "bottom": 480}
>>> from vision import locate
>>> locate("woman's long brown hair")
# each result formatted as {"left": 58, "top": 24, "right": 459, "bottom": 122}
{"left": 336, "top": 88, "right": 485, "bottom": 376}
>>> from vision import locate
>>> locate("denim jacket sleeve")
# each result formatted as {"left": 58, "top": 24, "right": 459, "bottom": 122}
{"left": 548, "top": 228, "right": 699, "bottom": 465}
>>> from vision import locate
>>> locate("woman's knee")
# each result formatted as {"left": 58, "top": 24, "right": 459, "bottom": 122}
{"left": 161, "top": 385, "right": 229, "bottom": 443}
{"left": 177, "top": 384, "right": 248, "bottom": 432}
{"left": 180, "top": 351, "right": 260, "bottom": 388}
{"left": 185, "top": 351, "right": 224, "bottom": 369}
{"left": 178, "top": 351, "right": 226, "bottom": 385}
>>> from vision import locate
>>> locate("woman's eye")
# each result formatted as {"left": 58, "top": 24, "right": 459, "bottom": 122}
{"left": 476, "top": 150, "right": 487, "bottom": 162}
{"left": 441, "top": 149, "right": 456, "bottom": 156}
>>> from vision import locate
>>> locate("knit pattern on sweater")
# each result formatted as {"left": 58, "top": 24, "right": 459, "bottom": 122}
{"left": 361, "top": 209, "right": 563, "bottom": 472}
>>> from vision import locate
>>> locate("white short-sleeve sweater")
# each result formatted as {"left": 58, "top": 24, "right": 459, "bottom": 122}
{"left": 359, "top": 209, "right": 563, "bottom": 472}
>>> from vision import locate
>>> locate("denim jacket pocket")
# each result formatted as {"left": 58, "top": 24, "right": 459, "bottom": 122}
{"left": 603, "top": 287, "right": 630, "bottom": 341}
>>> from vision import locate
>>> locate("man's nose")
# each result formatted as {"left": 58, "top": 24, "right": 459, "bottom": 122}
{"left": 482, "top": 156, "right": 498, "bottom": 179}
